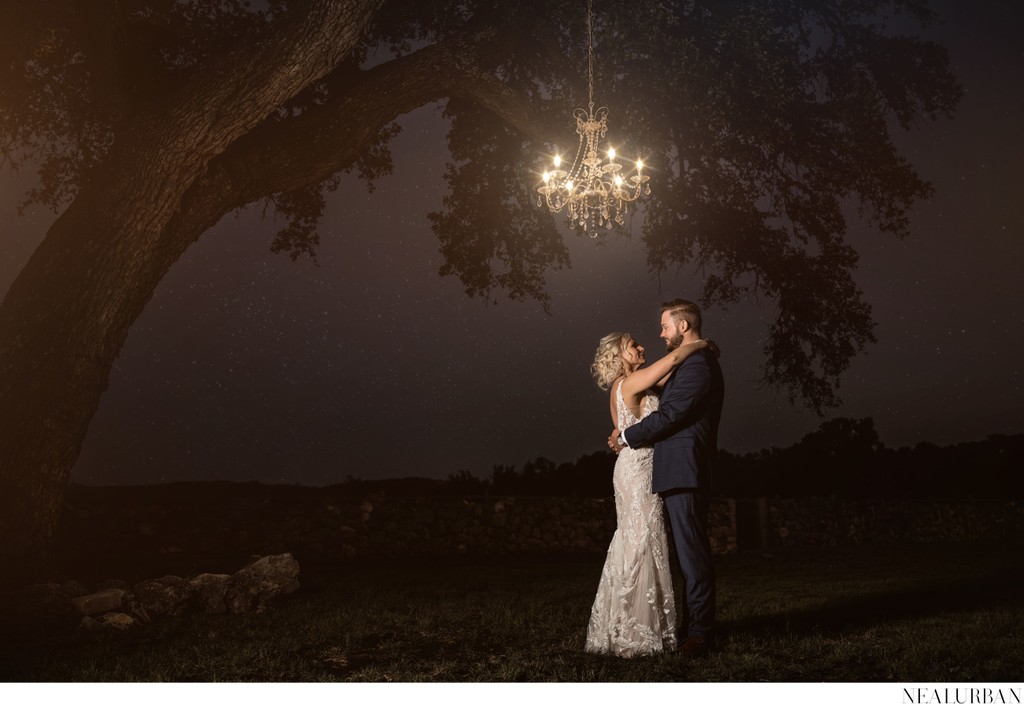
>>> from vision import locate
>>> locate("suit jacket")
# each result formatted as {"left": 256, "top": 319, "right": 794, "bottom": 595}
{"left": 623, "top": 348, "right": 724, "bottom": 493}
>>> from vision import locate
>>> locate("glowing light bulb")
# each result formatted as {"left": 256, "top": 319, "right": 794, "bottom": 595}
{"left": 553, "top": 155, "right": 562, "bottom": 168}
{"left": 565, "top": 180, "right": 574, "bottom": 191}
{"left": 608, "top": 147, "right": 616, "bottom": 160}
{"left": 636, "top": 159, "right": 644, "bottom": 170}
{"left": 614, "top": 175, "right": 623, "bottom": 187}
{"left": 542, "top": 171, "right": 550, "bottom": 183}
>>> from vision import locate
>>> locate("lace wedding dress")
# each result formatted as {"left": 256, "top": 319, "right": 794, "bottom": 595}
{"left": 585, "top": 380, "right": 677, "bottom": 657}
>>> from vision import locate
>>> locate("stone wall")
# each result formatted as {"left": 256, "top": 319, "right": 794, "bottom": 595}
{"left": 57, "top": 489, "right": 738, "bottom": 563}
{"left": 56, "top": 486, "right": 1024, "bottom": 568}
{"left": 758, "top": 497, "right": 1024, "bottom": 548}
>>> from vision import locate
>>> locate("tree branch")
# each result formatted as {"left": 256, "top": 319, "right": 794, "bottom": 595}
{"left": 162, "top": 26, "right": 549, "bottom": 253}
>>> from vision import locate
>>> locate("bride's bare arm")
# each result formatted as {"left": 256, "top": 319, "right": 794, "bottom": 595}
{"left": 621, "top": 340, "right": 708, "bottom": 399}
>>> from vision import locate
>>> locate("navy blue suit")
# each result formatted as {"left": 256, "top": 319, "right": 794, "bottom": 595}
{"left": 623, "top": 347, "right": 723, "bottom": 639}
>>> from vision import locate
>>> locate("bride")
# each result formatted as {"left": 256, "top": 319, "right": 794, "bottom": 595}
{"left": 585, "top": 332, "right": 709, "bottom": 657}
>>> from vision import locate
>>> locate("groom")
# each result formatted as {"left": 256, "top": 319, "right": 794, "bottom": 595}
{"left": 610, "top": 298, "right": 724, "bottom": 657}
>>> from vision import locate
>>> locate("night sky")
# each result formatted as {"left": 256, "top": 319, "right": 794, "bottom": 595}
{"left": 1, "top": 1, "right": 1021, "bottom": 486}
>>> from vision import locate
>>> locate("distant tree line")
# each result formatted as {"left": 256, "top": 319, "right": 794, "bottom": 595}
{"left": 336, "top": 452, "right": 619, "bottom": 499}
{"left": 715, "top": 418, "right": 1024, "bottom": 499}
{"left": 337, "top": 418, "right": 1023, "bottom": 499}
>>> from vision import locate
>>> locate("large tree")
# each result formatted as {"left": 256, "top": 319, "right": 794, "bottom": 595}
{"left": 0, "top": 0, "right": 959, "bottom": 580}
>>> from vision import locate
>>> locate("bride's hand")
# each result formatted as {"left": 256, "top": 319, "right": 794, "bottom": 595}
{"left": 701, "top": 338, "right": 721, "bottom": 358}
{"left": 608, "top": 429, "right": 623, "bottom": 453}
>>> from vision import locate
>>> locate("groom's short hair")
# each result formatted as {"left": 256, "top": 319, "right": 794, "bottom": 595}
{"left": 662, "top": 298, "right": 702, "bottom": 334}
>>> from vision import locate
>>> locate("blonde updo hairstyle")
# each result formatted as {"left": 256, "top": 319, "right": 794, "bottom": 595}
{"left": 591, "top": 332, "right": 631, "bottom": 390}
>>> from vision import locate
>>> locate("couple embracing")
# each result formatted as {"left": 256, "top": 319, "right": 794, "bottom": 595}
{"left": 585, "top": 298, "right": 724, "bottom": 659}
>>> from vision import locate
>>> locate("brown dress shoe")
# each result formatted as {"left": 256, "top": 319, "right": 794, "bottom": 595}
{"left": 678, "top": 636, "right": 710, "bottom": 658}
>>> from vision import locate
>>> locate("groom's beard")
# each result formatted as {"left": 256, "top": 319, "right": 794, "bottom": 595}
{"left": 665, "top": 333, "right": 684, "bottom": 352}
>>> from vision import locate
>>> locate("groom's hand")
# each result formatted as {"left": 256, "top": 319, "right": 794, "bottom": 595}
{"left": 608, "top": 429, "right": 624, "bottom": 453}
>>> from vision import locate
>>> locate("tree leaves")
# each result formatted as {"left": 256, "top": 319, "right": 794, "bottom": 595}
{"left": 0, "top": 0, "right": 961, "bottom": 412}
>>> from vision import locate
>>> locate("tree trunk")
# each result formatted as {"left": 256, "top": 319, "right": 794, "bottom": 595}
{"left": 0, "top": 0, "right": 384, "bottom": 584}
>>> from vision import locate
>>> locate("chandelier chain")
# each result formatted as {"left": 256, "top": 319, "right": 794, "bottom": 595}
{"left": 587, "top": 0, "right": 594, "bottom": 109}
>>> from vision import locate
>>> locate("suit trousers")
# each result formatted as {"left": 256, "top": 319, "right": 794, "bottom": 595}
{"left": 662, "top": 489, "right": 715, "bottom": 639}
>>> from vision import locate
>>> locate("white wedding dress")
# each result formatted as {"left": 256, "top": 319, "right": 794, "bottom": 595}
{"left": 585, "top": 380, "right": 677, "bottom": 657}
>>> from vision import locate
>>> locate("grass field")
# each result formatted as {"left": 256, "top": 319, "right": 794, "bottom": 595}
{"left": 2, "top": 540, "right": 1022, "bottom": 682}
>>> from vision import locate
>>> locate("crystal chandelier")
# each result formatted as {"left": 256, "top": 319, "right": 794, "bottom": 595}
{"left": 536, "top": 0, "right": 650, "bottom": 234}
